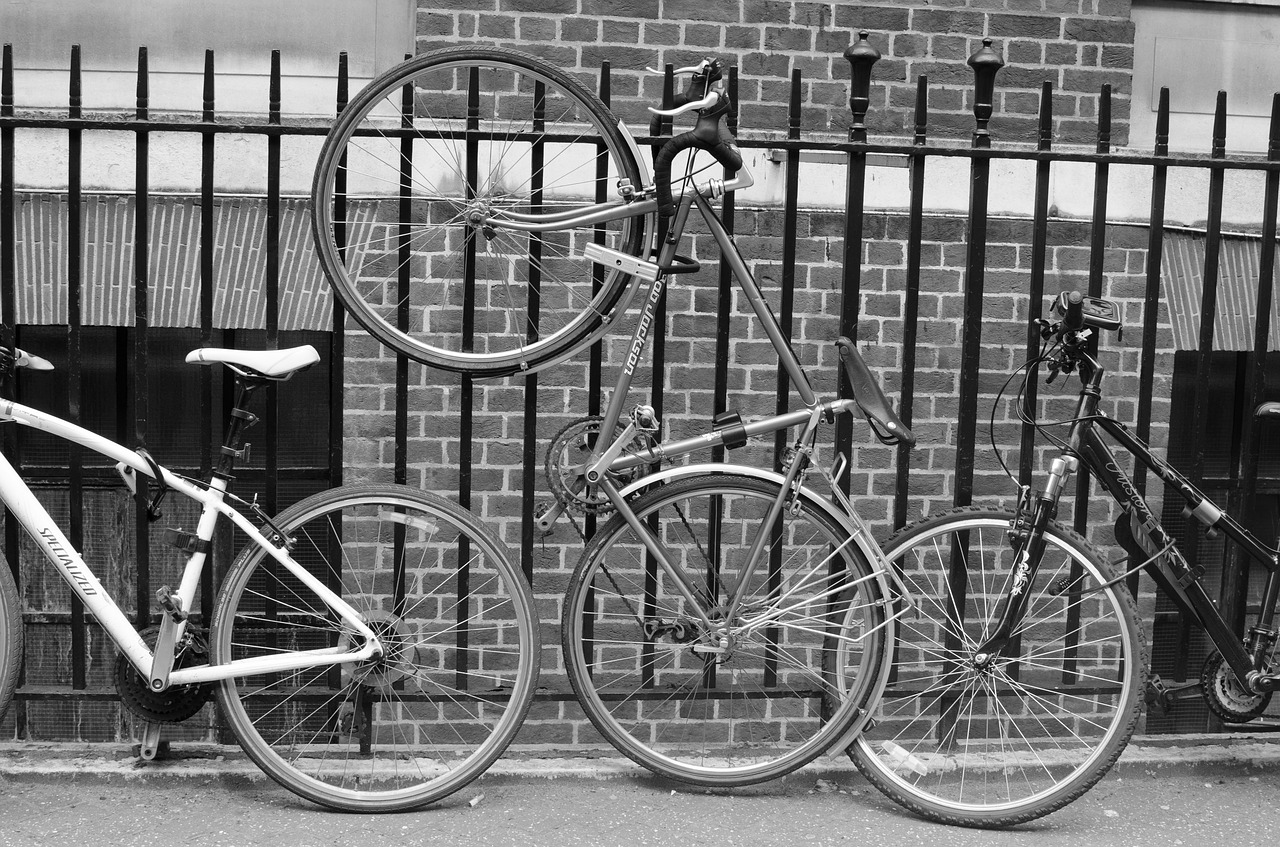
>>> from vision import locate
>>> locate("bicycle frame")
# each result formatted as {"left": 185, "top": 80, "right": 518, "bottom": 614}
{"left": 503, "top": 159, "right": 906, "bottom": 641}
{"left": 978, "top": 354, "right": 1280, "bottom": 689}
{"left": 0, "top": 398, "right": 380, "bottom": 689}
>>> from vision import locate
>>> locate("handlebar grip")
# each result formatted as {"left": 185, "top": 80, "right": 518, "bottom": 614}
{"left": 1062, "top": 291, "right": 1085, "bottom": 332}
{"left": 653, "top": 112, "right": 743, "bottom": 217}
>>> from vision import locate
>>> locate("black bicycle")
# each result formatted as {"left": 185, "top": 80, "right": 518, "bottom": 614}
{"left": 850, "top": 291, "right": 1278, "bottom": 826}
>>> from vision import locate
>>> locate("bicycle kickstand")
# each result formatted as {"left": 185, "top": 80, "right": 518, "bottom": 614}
{"left": 136, "top": 719, "right": 170, "bottom": 762}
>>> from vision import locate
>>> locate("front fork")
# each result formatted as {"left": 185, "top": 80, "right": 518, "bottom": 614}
{"left": 972, "top": 453, "right": 1079, "bottom": 668}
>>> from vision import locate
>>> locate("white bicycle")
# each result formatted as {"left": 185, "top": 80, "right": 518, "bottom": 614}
{"left": 0, "top": 345, "right": 537, "bottom": 811}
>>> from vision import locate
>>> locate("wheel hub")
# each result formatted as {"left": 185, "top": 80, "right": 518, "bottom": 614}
{"left": 348, "top": 610, "right": 413, "bottom": 693}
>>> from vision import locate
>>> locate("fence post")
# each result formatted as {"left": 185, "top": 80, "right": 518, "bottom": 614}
{"left": 133, "top": 46, "right": 151, "bottom": 627}
{"left": 893, "top": 75, "right": 928, "bottom": 531}
{"left": 67, "top": 45, "right": 86, "bottom": 691}
{"left": 953, "top": 38, "right": 1003, "bottom": 510}
{"left": 836, "top": 31, "right": 879, "bottom": 495}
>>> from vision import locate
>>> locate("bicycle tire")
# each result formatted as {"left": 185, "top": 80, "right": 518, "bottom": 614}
{"left": 210, "top": 484, "right": 538, "bottom": 812}
{"left": 850, "top": 507, "right": 1145, "bottom": 827}
{"left": 0, "top": 562, "right": 22, "bottom": 725}
{"left": 563, "top": 473, "right": 887, "bottom": 786}
{"left": 311, "top": 46, "right": 650, "bottom": 376}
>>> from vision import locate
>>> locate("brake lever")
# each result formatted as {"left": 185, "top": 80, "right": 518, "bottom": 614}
{"left": 648, "top": 91, "right": 720, "bottom": 117}
{"left": 646, "top": 60, "right": 714, "bottom": 77}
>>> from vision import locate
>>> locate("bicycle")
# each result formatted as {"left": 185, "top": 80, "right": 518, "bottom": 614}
{"left": 842, "top": 290, "right": 1278, "bottom": 826}
{"left": 310, "top": 48, "right": 918, "bottom": 785}
{"left": 0, "top": 344, "right": 537, "bottom": 811}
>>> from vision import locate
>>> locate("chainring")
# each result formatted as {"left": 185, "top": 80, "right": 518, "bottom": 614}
{"left": 115, "top": 625, "right": 214, "bottom": 724}
{"left": 1201, "top": 651, "right": 1272, "bottom": 723}
{"left": 545, "top": 415, "right": 653, "bottom": 514}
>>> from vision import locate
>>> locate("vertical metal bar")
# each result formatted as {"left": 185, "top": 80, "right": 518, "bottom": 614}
{"left": 712, "top": 67, "right": 738, "bottom": 464}
{"left": 133, "top": 47, "right": 151, "bottom": 628}
{"left": 67, "top": 46, "right": 86, "bottom": 691}
{"left": 519, "top": 80, "right": 546, "bottom": 585}
{"left": 1064, "top": 84, "right": 1116, "bottom": 681}
{"left": 322, "top": 49, "right": 350, "bottom": 709}
{"left": 893, "top": 75, "right": 928, "bottom": 531}
{"left": 836, "top": 35, "right": 878, "bottom": 494}
{"left": 394, "top": 62, "right": 411, "bottom": 491}
{"left": 1224, "top": 95, "right": 1280, "bottom": 635}
{"left": 0, "top": 44, "right": 20, "bottom": 735}
{"left": 641, "top": 66, "right": 676, "bottom": 692}
{"left": 1190, "top": 92, "right": 1228, "bottom": 635}
{"left": 199, "top": 49, "right": 216, "bottom": 618}
{"left": 706, "top": 65, "right": 737, "bottom": 648}
{"left": 329, "top": 53, "right": 348, "bottom": 492}
{"left": 1072, "top": 85, "right": 1112, "bottom": 537}
{"left": 764, "top": 69, "right": 804, "bottom": 689}
{"left": 0, "top": 44, "right": 15, "bottom": 406}
{"left": 1131, "top": 88, "right": 1170, "bottom": 596}
{"left": 772, "top": 71, "right": 801, "bottom": 469}
{"left": 265, "top": 51, "right": 281, "bottom": 516}
{"left": 953, "top": 40, "right": 1002, "bottom": 509}
{"left": 457, "top": 64, "right": 480, "bottom": 689}
{"left": 575, "top": 62, "right": 614, "bottom": 655}
{"left": 1018, "top": 83, "right": 1053, "bottom": 491}
{"left": 942, "top": 40, "right": 1003, "bottom": 734}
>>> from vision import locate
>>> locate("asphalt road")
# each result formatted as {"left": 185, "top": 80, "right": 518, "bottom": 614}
{"left": 1, "top": 764, "right": 1277, "bottom": 847}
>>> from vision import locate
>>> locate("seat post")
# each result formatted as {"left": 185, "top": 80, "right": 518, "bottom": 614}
{"left": 215, "top": 375, "right": 268, "bottom": 481}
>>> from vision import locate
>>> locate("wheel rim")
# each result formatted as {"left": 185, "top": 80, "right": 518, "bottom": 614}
{"left": 566, "top": 478, "right": 883, "bottom": 783}
{"left": 313, "top": 51, "right": 646, "bottom": 374}
{"left": 213, "top": 491, "right": 535, "bottom": 809}
{"left": 855, "top": 516, "right": 1140, "bottom": 818}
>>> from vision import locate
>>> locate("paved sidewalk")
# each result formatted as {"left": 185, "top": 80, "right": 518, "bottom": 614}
{"left": 0, "top": 732, "right": 1277, "bottom": 786}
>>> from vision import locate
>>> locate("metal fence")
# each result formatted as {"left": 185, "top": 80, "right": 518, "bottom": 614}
{"left": 1, "top": 33, "right": 1278, "bottom": 739}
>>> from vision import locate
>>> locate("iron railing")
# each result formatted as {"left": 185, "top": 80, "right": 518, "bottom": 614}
{"left": 0, "top": 33, "right": 1278, "bottom": 738}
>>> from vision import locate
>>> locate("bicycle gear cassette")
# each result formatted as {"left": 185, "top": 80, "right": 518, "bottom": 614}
{"left": 1201, "top": 651, "right": 1272, "bottom": 723}
{"left": 115, "top": 626, "right": 213, "bottom": 724}
{"left": 545, "top": 415, "right": 654, "bottom": 514}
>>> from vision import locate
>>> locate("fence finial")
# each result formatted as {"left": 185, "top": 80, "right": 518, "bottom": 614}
{"left": 967, "top": 38, "right": 1003, "bottom": 148}
{"left": 844, "top": 31, "right": 880, "bottom": 143}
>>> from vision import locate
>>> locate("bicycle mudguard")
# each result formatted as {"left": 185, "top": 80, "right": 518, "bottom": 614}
{"left": 834, "top": 337, "right": 915, "bottom": 447}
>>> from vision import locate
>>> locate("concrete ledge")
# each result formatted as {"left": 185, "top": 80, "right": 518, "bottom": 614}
{"left": 0, "top": 732, "right": 1275, "bottom": 786}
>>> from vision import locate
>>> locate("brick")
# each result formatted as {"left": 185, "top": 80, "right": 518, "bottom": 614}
{"left": 988, "top": 14, "right": 1062, "bottom": 40}
{"left": 1063, "top": 17, "right": 1136, "bottom": 44}
{"left": 581, "top": 0, "right": 660, "bottom": 15}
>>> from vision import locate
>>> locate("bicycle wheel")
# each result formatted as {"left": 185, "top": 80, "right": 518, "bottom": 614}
{"left": 210, "top": 484, "right": 538, "bottom": 812}
{"left": 311, "top": 46, "right": 650, "bottom": 376}
{"left": 851, "top": 507, "right": 1145, "bottom": 827}
{"left": 0, "top": 561, "right": 22, "bottom": 723}
{"left": 563, "top": 473, "right": 888, "bottom": 785}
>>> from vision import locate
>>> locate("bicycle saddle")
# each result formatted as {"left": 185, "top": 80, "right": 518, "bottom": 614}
{"left": 834, "top": 337, "right": 915, "bottom": 448}
{"left": 185, "top": 345, "right": 320, "bottom": 380}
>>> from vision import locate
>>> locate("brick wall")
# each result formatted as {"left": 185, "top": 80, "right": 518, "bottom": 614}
{"left": 415, "top": 0, "right": 1136, "bottom": 145}
{"left": 340, "top": 205, "right": 1172, "bottom": 746}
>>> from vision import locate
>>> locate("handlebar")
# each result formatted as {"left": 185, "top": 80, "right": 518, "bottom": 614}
{"left": 1060, "top": 291, "right": 1085, "bottom": 332}
{"left": 649, "top": 58, "right": 744, "bottom": 218}
{"left": 1040, "top": 291, "right": 1123, "bottom": 383}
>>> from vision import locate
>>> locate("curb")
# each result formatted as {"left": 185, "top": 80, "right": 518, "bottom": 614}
{"left": 0, "top": 733, "right": 1276, "bottom": 785}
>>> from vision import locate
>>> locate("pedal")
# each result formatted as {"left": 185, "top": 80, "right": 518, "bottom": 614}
{"left": 1144, "top": 673, "right": 1201, "bottom": 714}
{"left": 156, "top": 585, "right": 188, "bottom": 623}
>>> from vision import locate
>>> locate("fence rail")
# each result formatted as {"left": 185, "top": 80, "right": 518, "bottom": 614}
{"left": 0, "top": 33, "right": 1278, "bottom": 741}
